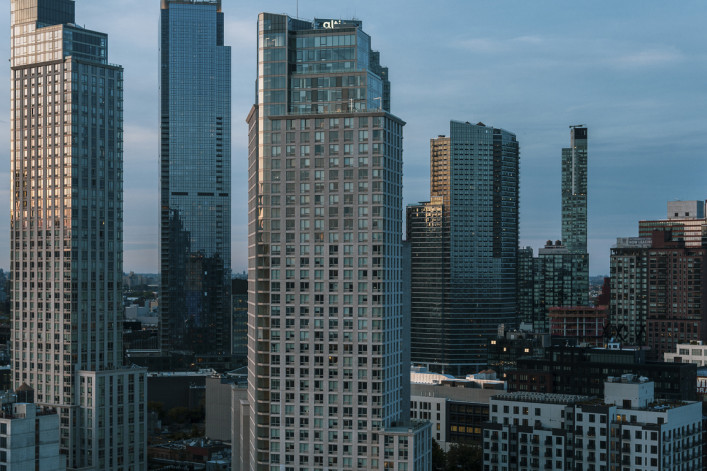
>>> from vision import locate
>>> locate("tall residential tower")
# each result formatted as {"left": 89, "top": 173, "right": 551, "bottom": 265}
{"left": 561, "top": 126, "right": 588, "bottom": 254}
{"left": 10, "top": 0, "right": 146, "bottom": 469}
{"left": 517, "top": 127, "right": 589, "bottom": 331}
{"left": 247, "top": 14, "right": 431, "bottom": 471}
{"left": 408, "top": 121, "right": 520, "bottom": 375}
{"left": 159, "top": 0, "right": 232, "bottom": 356}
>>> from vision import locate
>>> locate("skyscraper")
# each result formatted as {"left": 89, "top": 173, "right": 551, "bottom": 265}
{"left": 10, "top": 1, "right": 146, "bottom": 469}
{"left": 247, "top": 14, "right": 431, "bottom": 470}
{"left": 561, "top": 126, "right": 588, "bottom": 254}
{"left": 517, "top": 127, "right": 589, "bottom": 332}
{"left": 159, "top": 0, "right": 232, "bottom": 356}
{"left": 408, "top": 121, "right": 520, "bottom": 375}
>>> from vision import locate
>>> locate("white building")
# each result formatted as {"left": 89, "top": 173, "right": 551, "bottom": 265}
{"left": 483, "top": 375, "right": 702, "bottom": 471}
{"left": 0, "top": 392, "right": 65, "bottom": 470}
{"left": 410, "top": 367, "right": 505, "bottom": 448}
{"left": 10, "top": 2, "right": 147, "bottom": 469}
{"left": 665, "top": 341, "right": 707, "bottom": 366}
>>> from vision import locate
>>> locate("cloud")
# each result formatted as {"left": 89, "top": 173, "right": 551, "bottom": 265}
{"left": 610, "top": 47, "right": 685, "bottom": 68}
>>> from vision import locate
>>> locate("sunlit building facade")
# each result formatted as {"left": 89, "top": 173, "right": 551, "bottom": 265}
{"left": 10, "top": 0, "right": 146, "bottom": 469}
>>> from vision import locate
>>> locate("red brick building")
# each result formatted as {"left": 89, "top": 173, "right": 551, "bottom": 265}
{"left": 548, "top": 306, "right": 608, "bottom": 347}
{"left": 645, "top": 232, "right": 707, "bottom": 360}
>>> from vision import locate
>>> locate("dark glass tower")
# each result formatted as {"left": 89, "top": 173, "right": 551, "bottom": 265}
{"left": 408, "top": 121, "right": 520, "bottom": 375}
{"left": 247, "top": 13, "right": 431, "bottom": 471}
{"left": 10, "top": 1, "right": 146, "bottom": 469}
{"left": 159, "top": 0, "right": 232, "bottom": 356}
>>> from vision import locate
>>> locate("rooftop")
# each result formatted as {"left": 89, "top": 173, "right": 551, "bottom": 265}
{"left": 492, "top": 392, "right": 592, "bottom": 405}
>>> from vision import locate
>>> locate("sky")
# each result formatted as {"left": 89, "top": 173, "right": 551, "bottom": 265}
{"left": 0, "top": 0, "right": 705, "bottom": 276}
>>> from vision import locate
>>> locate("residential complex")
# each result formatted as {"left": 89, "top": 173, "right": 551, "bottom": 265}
{"left": 483, "top": 376, "right": 702, "bottom": 471}
{"left": 408, "top": 121, "right": 520, "bottom": 375}
{"left": 9, "top": 0, "right": 146, "bottom": 468}
{"left": 159, "top": 0, "right": 232, "bottom": 356}
{"left": 610, "top": 231, "right": 707, "bottom": 360}
{"left": 609, "top": 237, "right": 652, "bottom": 345}
{"left": 247, "top": 14, "right": 431, "bottom": 470}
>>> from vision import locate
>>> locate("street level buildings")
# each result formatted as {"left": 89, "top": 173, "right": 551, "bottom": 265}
{"left": 247, "top": 14, "right": 431, "bottom": 470}
{"left": 408, "top": 121, "right": 520, "bottom": 375}
{"left": 483, "top": 376, "right": 702, "bottom": 471}
{"left": 9, "top": 1, "right": 146, "bottom": 468}
{"left": 159, "top": 0, "right": 232, "bottom": 356}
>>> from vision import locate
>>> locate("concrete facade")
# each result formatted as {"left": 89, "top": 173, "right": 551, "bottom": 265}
{"left": 483, "top": 377, "right": 702, "bottom": 470}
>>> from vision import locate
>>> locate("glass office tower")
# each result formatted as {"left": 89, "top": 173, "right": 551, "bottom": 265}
{"left": 408, "top": 121, "right": 520, "bottom": 375}
{"left": 159, "top": 0, "right": 232, "bottom": 356}
{"left": 247, "top": 13, "right": 431, "bottom": 471}
{"left": 10, "top": 1, "right": 146, "bottom": 469}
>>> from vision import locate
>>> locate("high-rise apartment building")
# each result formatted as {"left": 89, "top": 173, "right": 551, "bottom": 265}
{"left": 9, "top": 1, "right": 146, "bottom": 469}
{"left": 159, "top": 0, "right": 232, "bottom": 356}
{"left": 561, "top": 126, "right": 588, "bottom": 254}
{"left": 247, "top": 14, "right": 431, "bottom": 471}
{"left": 408, "top": 121, "right": 520, "bottom": 375}
{"left": 609, "top": 237, "right": 651, "bottom": 345}
{"left": 610, "top": 231, "right": 707, "bottom": 359}
{"left": 517, "top": 127, "right": 589, "bottom": 332}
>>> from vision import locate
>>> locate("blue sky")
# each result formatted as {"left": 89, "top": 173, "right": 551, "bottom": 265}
{"left": 0, "top": 1, "right": 705, "bottom": 275}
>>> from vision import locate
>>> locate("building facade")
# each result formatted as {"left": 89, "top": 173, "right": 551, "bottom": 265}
{"left": 548, "top": 306, "right": 607, "bottom": 347}
{"left": 159, "top": 0, "right": 232, "bottom": 356}
{"left": 507, "top": 345, "right": 697, "bottom": 401}
{"left": 0, "top": 392, "right": 65, "bottom": 471}
{"left": 611, "top": 231, "right": 707, "bottom": 360}
{"left": 639, "top": 200, "right": 706, "bottom": 248}
{"left": 408, "top": 121, "right": 520, "bottom": 375}
{"left": 9, "top": 1, "right": 146, "bottom": 469}
{"left": 609, "top": 237, "right": 651, "bottom": 346}
{"left": 483, "top": 377, "right": 702, "bottom": 471}
{"left": 247, "top": 14, "right": 430, "bottom": 471}
{"left": 561, "top": 126, "right": 588, "bottom": 254}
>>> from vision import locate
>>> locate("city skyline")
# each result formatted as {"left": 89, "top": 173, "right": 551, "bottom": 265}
{"left": 0, "top": 1, "right": 706, "bottom": 275}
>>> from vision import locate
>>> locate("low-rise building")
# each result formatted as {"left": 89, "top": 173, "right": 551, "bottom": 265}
{"left": 0, "top": 389, "right": 65, "bottom": 471}
{"left": 483, "top": 375, "right": 702, "bottom": 470}
{"left": 508, "top": 345, "right": 697, "bottom": 401}
{"left": 665, "top": 341, "right": 707, "bottom": 366}
{"left": 410, "top": 367, "right": 505, "bottom": 449}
